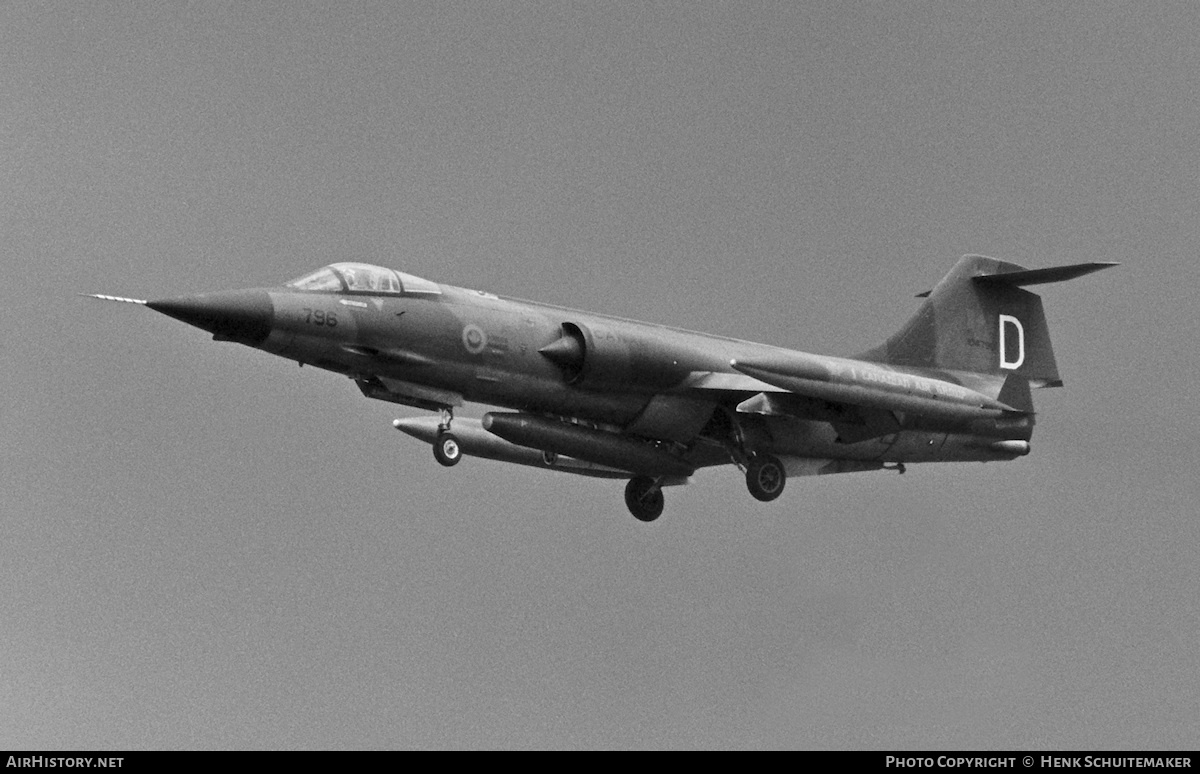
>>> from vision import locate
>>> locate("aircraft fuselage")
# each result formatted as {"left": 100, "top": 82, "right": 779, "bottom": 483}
{"left": 160, "top": 280, "right": 1031, "bottom": 471}
{"left": 95, "top": 254, "right": 1117, "bottom": 521}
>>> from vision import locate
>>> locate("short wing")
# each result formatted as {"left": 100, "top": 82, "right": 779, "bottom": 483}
{"left": 682, "top": 368, "right": 902, "bottom": 443}
{"left": 683, "top": 349, "right": 1019, "bottom": 443}
{"left": 734, "top": 390, "right": 901, "bottom": 443}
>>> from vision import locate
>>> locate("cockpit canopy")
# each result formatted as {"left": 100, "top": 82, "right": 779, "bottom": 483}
{"left": 286, "top": 263, "right": 441, "bottom": 295}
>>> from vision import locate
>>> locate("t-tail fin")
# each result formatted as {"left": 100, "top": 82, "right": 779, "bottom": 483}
{"left": 858, "top": 255, "right": 1117, "bottom": 388}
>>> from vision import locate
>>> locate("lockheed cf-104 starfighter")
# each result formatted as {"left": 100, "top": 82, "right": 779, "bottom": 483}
{"left": 89, "top": 254, "right": 1115, "bottom": 521}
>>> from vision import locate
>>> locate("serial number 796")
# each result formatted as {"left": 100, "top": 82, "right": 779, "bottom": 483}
{"left": 302, "top": 308, "right": 338, "bottom": 327}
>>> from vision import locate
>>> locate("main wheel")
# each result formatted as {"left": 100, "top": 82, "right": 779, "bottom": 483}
{"left": 746, "top": 453, "right": 785, "bottom": 502}
{"left": 433, "top": 432, "right": 463, "bottom": 467}
{"left": 624, "top": 476, "right": 665, "bottom": 522}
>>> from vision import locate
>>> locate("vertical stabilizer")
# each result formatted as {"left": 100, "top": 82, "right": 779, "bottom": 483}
{"left": 857, "top": 255, "right": 1117, "bottom": 388}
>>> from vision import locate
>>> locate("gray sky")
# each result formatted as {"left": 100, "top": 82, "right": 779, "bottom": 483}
{"left": 3, "top": 1, "right": 1198, "bottom": 750}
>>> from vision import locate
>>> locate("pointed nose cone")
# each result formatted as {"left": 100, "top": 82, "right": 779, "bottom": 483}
{"left": 147, "top": 289, "right": 273, "bottom": 346}
{"left": 392, "top": 417, "right": 442, "bottom": 443}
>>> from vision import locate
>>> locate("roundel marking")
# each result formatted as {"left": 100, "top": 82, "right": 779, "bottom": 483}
{"left": 462, "top": 324, "right": 487, "bottom": 354}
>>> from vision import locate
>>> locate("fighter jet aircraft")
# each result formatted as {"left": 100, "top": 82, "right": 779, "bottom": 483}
{"left": 88, "top": 254, "right": 1115, "bottom": 522}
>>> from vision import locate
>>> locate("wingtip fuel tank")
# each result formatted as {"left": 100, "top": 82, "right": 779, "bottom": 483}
{"left": 392, "top": 416, "right": 633, "bottom": 480}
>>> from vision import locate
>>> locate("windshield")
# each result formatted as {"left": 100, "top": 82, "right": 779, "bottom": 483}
{"left": 286, "top": 267, "right": 344, "bottom": 291}
{"left": 285, "top": 263, "right": 441, "bottom": 295}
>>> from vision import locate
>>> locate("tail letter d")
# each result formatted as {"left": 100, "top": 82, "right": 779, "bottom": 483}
{"left": 999, "top": 314, "right": 1025, "bottom": 370}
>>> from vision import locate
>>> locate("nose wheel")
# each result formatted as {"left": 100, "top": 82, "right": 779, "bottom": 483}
{"left": 746, "top": 453, "right": 786, "bottom": 502}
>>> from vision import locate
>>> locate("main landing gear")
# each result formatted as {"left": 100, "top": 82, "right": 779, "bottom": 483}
{"left": 745, "top": 453, "right": 786, "bottom": 502}
{"left": 624, "top": 476, "right": 665, "bottom": 522}
{"left": 433, "top": 407, "right": 462, "bottom": 467}
{"left": 621, "top": 453, "right": 787, "bottom": 523}
{"left": 719, "top": 410, "right": 786, "bottom": 503}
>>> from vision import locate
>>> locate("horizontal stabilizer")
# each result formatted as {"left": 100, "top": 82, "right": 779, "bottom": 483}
{"left": 973, "top": 262, "right": 1119, "bottom": 287}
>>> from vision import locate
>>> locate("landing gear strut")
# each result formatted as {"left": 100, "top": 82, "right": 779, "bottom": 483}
{"left": 624, "top": 476, "right": 665, "bottom": 522}
{"left": 745, "top": 453, "right": 786, "bottom": 502}
{"left": 718, "top": 410, "right": 787, "bottom": 504}
{"left": 433, "top": 407, "right": 461, "bottom": 467}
